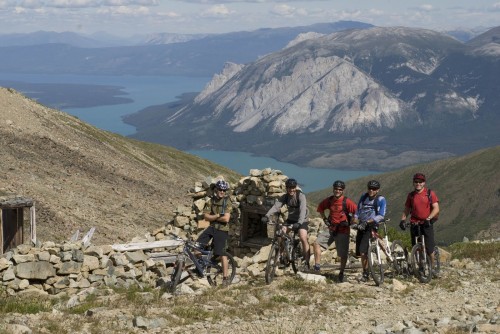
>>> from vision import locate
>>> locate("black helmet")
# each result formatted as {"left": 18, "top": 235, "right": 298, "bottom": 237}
{"left": 333, "top": 180, "right": 345, "bottom": 189}
{"left": 367, "top": 180, "right": 380, "bottom": 189}
{"left": 285, "top": 178, "right": 298, "bottom": 188}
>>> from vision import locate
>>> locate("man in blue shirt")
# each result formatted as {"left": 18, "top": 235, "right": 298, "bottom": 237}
{"left": 354, "top": 180, "right": 387, "bottom": 282}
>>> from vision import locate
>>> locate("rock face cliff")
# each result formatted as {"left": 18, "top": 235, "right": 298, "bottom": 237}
{"left": 128, "top": 26, "right": 500, "bottom": 171}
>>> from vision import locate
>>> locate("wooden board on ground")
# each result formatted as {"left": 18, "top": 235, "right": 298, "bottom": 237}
{"left": 112, "top": 239, "right": 183, "bottom": 252}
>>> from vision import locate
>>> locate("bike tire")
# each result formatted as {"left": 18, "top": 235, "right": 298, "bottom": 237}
{"left": 368, "top": 243, "right": 384, "bottom": 286}
{"left": 390, "top": 239, "right": 407, "bottom": 275}
{"left": 265, "top": 242, "right": 280, "bottom": 284}
{"left": 168, "top": 258, "right": 184, "bottom": 294}
{"left": 411, "top": 244, "right": 432, "bottom": 283}
{"left": 433, "top": 246, "right": 441, "bottom": 275}
{"left": 291, "top": 240, "right": 304, "bottom": 274}
{"left": 206, "top": 252, "right": 236, "bottom": 287}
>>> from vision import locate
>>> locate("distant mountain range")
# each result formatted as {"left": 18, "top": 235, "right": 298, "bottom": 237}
{"left": 0, "top": 21, "right": 373, "bottom": 76}
{"left": 125, "top": 26, "right": 500, "bottom": 171}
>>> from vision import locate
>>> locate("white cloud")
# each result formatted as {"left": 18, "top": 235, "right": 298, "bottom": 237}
{"left": 200, "top": 4, "right": 233, "bottom": 17}
{"left": 271, "top": 4, "right": 308, "bottom": 17}
{"left": 419, "top": 4, "right": 434, "bottom": 12}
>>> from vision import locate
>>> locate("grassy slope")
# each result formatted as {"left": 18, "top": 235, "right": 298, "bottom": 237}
{"left": 307, "top": 145, "right": 500, "bottom": 245}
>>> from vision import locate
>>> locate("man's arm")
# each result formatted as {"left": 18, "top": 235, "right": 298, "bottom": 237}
{"left": 427, "top": 202, "right": 439, "bottom": 221}
{"left": 297, "top": 192, "right": 307, "bottom": 224}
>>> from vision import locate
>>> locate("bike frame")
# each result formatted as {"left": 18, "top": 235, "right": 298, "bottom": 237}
{"left": 172, "top": 234, "right": 213, "bottom": 278}
{"left": 368, "top": 220, "right": 393, "bottom": 262}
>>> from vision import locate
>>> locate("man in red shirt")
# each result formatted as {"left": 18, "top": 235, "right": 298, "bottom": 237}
{"left": 313, "top": 180, "right": 357, "bottom": 282}
{"left": 400, "top": 173, "right": 440, "bottom": 274}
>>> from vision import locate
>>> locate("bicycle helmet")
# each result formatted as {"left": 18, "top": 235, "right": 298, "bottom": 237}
{"left": 285, "top": 178, "right": 298, "bottom": 188}
{"left": 367, "top": 180, "right": 381, "bottom": 189}
{"left": 215, "top": 180, "right": 230, "bottom": 191}
{"left": 413, "top": 173, "right": 426, "bottom": 182}
{"left": 332, "top": 180, "right": 345, "bottom": 189}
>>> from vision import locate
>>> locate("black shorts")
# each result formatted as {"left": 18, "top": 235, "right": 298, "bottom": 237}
{"left": 315, "top": 230, "right": 349, "bottom": 258}
{"left": 355, "top": 229, "right": 371, "bottom": 256}
{"left": 197, "top": 226, "right": 229, "bottom": 256}
{"left": 285, "top": 220, "right": 309, "bottom": 232}
{"left": 410, "top": 224, "right": 435, "bottom": 254}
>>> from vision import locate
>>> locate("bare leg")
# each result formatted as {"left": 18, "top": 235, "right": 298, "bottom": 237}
{"left": 299, "top": 229, "right": 310, "bottom": 262}
{"left": 360, "top": 254, "right": 368, "bottom": 272}
{"left": 313, "top": 242, "right": 322, "bottom": 266}
{"left": 221, "top": 255, "right": 228, "bottom": 278}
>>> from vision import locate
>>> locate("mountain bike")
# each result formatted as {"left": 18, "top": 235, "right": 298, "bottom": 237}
{"left": 353, "top": 219, "right": 405, "bottom": 286}
{"left": 166, "top": 233, "right": 236, "bottom": 293}
{"left": 264, "top": 215, "right": 304, "bottom": 284}
{"left": 407, "top": 222, "right": 433, "bottom": 283}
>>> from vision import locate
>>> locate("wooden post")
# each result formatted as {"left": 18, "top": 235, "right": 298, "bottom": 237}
{"left": 0, "top": 208, "right": 3, "bottom": 254}
{"left": 30, "top": 205, "right": 36, "bottom": 246}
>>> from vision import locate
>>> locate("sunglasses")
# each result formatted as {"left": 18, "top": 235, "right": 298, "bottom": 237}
{"left": 333, "top": 188, "right": 344, "bottom": 191}
{"left": 413, "top": 180, "right": 425, "bottom": 184}
{"left": 368, "top": 187, "right": 379, "bottom": 191}
{"left": 217, "top": 189, "right": 227, "bottom": 192}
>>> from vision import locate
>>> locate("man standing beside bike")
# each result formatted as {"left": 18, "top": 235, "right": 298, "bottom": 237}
{"left": 198, "top": 179, "right": 233, "bottom": 287}
{"left": 313, "top": 180, "right": 357, "bottom": 282}
{"left": 400, "top": 173, "right": 440, "bottom": 277}
{"left": 353, "top": 180, "right": 387, "bottom": 282}
{"left": 263, "top": 178, "right": 311, "bottom": 270}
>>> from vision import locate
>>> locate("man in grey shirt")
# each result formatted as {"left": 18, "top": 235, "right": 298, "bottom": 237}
{"left": 264, "top": 178, "right": 310, "bottom": 268}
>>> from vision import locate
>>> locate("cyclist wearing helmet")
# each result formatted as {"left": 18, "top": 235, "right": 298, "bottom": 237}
{"left": 400, "top": 173, "right": 440, "bottom": 276}
{"left": 313, "top": 180, "right": 357, "bottom": 282}
{"left": 264, "top": 178, "right": 311, "bottom": 269}
{"left": 354, "top": 180, "right": 387, "bottom": 282}
{"left": 198, "top": 179, "right": 233, "bottom": 286}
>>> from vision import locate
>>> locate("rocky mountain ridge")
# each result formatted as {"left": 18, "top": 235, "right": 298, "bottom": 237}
{"left": 128, "top": 26, "right": 500, "bottom": 170}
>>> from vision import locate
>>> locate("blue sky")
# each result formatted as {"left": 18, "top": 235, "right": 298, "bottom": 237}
{"left": 1, "top": 0, "right": 499, "bottom": 37}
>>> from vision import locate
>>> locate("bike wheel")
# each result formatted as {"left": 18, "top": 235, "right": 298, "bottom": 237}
{"left": 368, "top": 244, "right": 384, "bottom": 286}
{"left": 390, "top": 240, "right": 407, "bottom": 275}
{"left": 206, "top": 252, "right": 236, "bottom": 287}
{"left": 411, "top": 244, "right": 432, "bottom": 283}
{"left": 168, "top": 258, "right": 184, "bottom": 294}
{"left": 265, "top": 242, "right": 280, "bottom": 284}
{"left": 291, "top": 240, "right": 304, "bottom": 274}
{"left": 433, "top": 246, "right": 441, "bottom": 276}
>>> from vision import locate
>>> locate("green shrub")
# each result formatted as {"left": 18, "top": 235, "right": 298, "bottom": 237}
{"left": 0, "top": 297, "right": 51, "bottom": 314}
{"left": 448, "top": 242, "right": 500, "bottom": 261}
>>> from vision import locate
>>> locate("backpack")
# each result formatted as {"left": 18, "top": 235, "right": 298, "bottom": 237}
{"left": 327, "top": 195, "right": 353, "bottom": 224}
{"left": 359, "top": 193, "right": 381, "bottom": 215}
{"left": 409, "top": 188, "right": 439, "bottom": 221}
{"left": 282, "top": 190, "right": 302, "bottom": 208}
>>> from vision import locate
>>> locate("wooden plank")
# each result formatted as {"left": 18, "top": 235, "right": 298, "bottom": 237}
{"left": 112, "top": 239, "right": 183, "bottom": 252}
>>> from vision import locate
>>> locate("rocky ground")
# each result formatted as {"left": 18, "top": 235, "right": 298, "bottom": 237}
{"left": 1, "top": 255, "right": 498, "bottom": 334}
